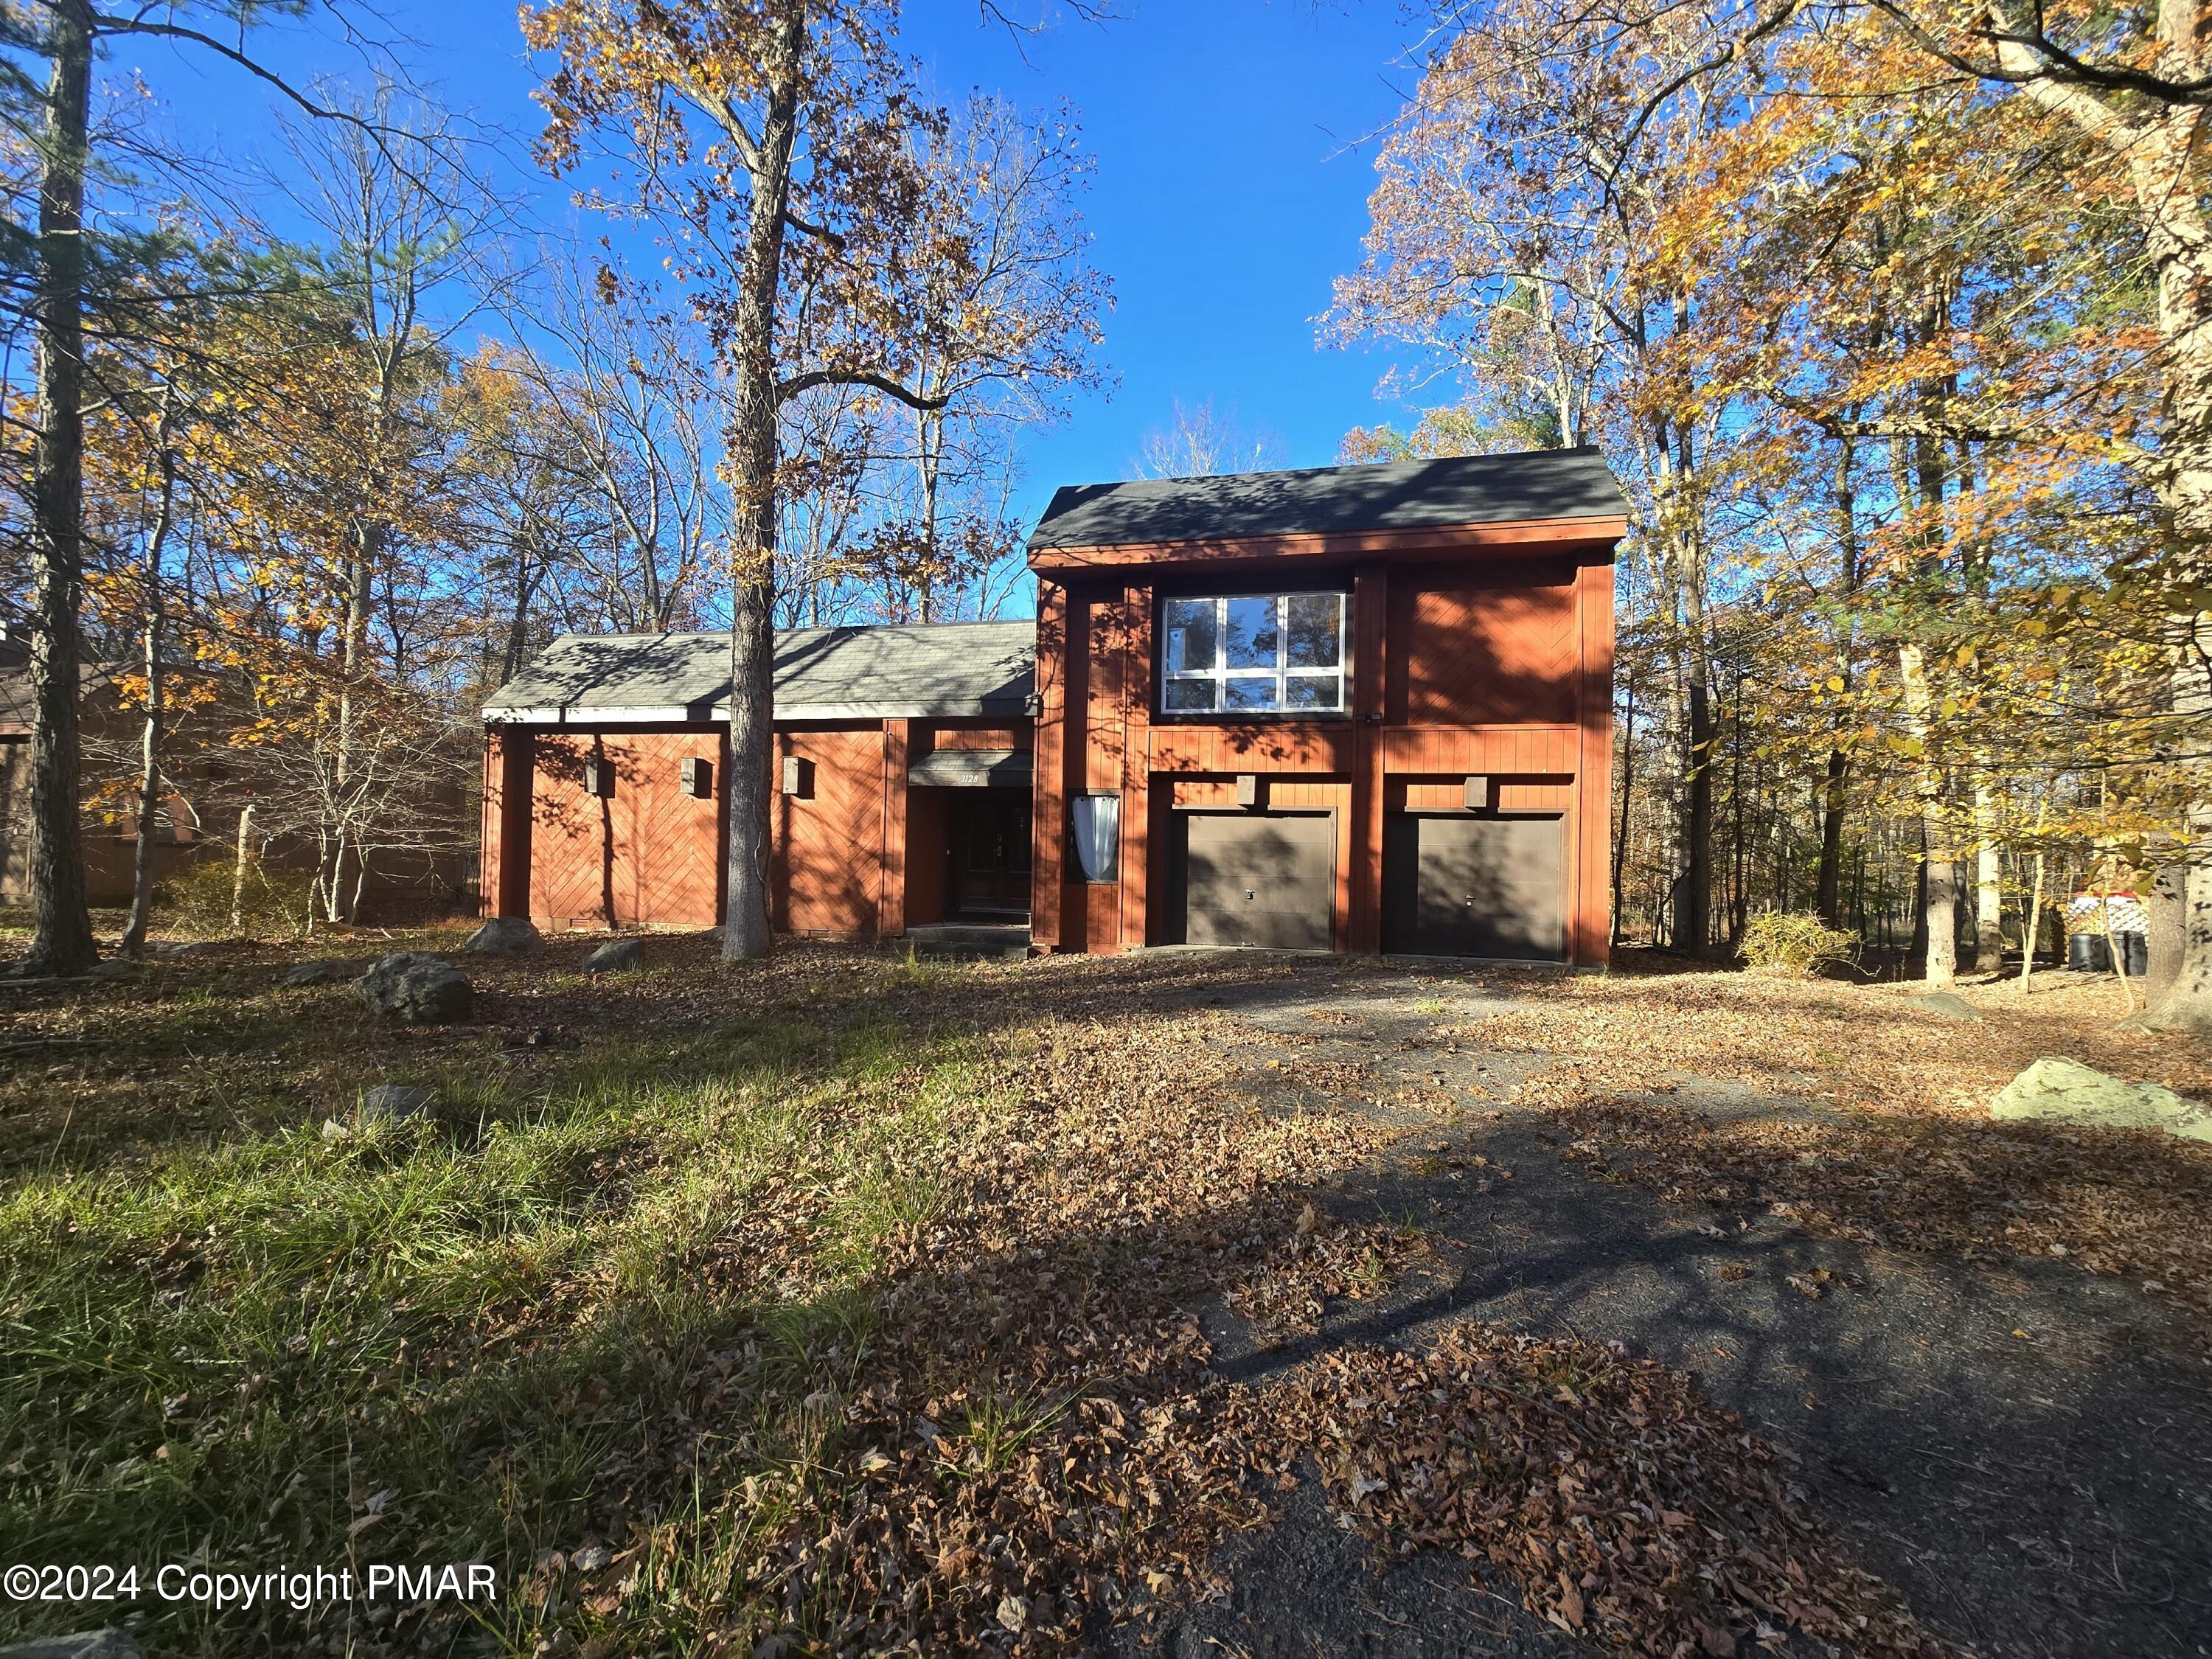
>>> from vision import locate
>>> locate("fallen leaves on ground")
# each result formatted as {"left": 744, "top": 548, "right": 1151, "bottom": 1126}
{"left": 1251, "top": 1326, "right": 1955, "bottom": 1658}
{"left": 1464, "top": 970, "right": 2212, "bottom": 1335}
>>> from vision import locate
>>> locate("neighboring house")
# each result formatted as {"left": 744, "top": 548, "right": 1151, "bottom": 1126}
{"left": 0, "top": 633, "right": 466, "bottom": 919}
{"left": 479, "top": 447, "right": 1628, "bottom": 963}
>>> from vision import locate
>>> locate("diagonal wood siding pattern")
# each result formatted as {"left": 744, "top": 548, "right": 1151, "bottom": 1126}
{"left": 772, "top": 728, "right": 886, "bottom": 936}
{"left": 529, "top": 731, "right": 723, "bottom": 929}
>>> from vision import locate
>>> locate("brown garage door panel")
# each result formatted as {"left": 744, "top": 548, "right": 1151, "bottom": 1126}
{"left": 1384, "top": 814, "right": 1565, "bottom": 961}
{"left": 1183, "top": 813, "right": 1332, "bottom": 950}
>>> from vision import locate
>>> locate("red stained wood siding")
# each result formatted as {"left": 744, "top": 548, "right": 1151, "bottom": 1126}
{"left": 1028, "top": 580, "right": 1069, "bottom": 950}
{"left": 1391, "top": 560, "right": 1578, "bottom": 726}
{"left": 481, "top": 727, "right": 535, "bottom": 917}
{"left": 527, "top": 730, "right": 723, "bottom": 930}
{"left": 926, "top": 725, "right": 1033, "bottom": 752}
{"left": 1028, "top": 519, "right": 1618, "bottom": 962}
{"left": 772, "top": 728, "right": 886, "bottom": 937}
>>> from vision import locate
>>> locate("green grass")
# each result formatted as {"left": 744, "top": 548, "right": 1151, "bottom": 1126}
{"left": 0, "top": 998, "right": 1012, "bottom": 1656}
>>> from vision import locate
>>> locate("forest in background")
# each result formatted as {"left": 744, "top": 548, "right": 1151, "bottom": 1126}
{"left": 0, "top": 0, "right": 1110, "bottom": 954}
{"left": 1333, "top": 0, "right": 2208, "bottom": 1019}
{"left": 2, "top": 0, "right": 2207, "bottom": 1025}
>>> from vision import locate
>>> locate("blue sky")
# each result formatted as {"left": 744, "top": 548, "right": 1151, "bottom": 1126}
{"left": 131, "top": 0, "right": 1427, "bottom": 531}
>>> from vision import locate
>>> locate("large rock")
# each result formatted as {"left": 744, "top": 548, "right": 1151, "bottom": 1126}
{"left": 464, "top": 917, "right": 543, "bottom": 956}
{"left": 0, "top": 1632, "right": 142, "bottom": 1659}
{"left": 354, "top": 953, "right": 472, "bottom": 1024}
{"left": 1991, "top": 1057, "right": 2212, "bottom": 1144}
{"left": 584, "top": 938, "right": 644, "bottom": 974}
{"left": 1905, "top": 990, "right": 1983, "bottom": 1023}
{"left": 325, "top": 1082, "right": 435, "bottom": 1141}
{"left": 282, "top": 958, "right": 355, "bottom": 988}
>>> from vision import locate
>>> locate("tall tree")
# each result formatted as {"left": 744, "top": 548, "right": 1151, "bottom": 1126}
{"left": 525, "top": 0, "right": 1102, "bottom": 960}
{"left": 1, "top": 0, "right": 407, "bottom": 971}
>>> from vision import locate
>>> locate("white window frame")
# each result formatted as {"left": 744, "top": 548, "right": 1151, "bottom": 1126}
{"left": 1160, "top": 592, "right": 1349, "bottom": 715}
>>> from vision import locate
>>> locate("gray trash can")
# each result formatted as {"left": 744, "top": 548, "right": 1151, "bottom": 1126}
{"left": 2068, "top": 933, "right": 2111, "bottom": 973}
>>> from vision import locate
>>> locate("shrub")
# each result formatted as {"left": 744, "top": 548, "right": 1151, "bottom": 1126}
{"left": 157, "top": 855, "right": 316, "bottom": 939}
{"left": 1739, "top": 910, "right": 1857, "bottom": 978}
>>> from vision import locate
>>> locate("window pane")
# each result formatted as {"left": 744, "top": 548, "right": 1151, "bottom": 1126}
{"left": 1285, "top": 594, "right": 1342, "bottom": 669}
{"left": 1163, "top": 599, "right": 1217, "bottom": 675}
{"left": 1284, "top": 674, "right": 1341, "bottom": 711}
{"left": 1225, "top": 597, "right": 1279, "bottom": 669}
{"left": 1225, "top": 677, "right": 1281, "bottom": 711}
{"left": 1164, "top": 677, "right": 1218, "bottom": 712}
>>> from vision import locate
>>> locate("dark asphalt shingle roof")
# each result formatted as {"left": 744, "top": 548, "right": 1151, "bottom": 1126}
{"left": 1028, "top": 446, "right": 1627, "bottom": 552}
{"left": 482, "top": 622, "right": 1034, "bottom": 723}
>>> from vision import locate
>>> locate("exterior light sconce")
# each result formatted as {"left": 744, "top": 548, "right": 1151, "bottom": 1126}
{"left": 781, "top": 756, "right": 814, "bottom": 799}
{"left": 680, "top": 757, "right": 714, "bottom": 800}
{"left": 583, "top": 757, "right": 616, "bottom": 799}
{"left": 1070, "top": 793, "right": 1120, "bottom": 883}
{"left": 1235, "top": 773, "right": 1262, "bottom": 810}
{"left": 1463, "top": 775, "right": 1491, "bottom": 813}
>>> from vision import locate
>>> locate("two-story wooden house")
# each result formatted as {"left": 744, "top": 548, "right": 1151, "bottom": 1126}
{"left": 478, "top": 446, "right": 1626, "bottom": 964}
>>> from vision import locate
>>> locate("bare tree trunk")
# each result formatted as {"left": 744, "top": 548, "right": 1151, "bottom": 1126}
{"left": 721, "top": 10, "right": 806, "bottom": 963}
{"left": 1899, "top": 643, "right": 1955, "bottom": 987}
{"left": 1610, "top": 667, "right": 1635, "bottom": 948}
{"left": 120, "top": 425, "right": 179, "bottom": 956}
{"left": 229, "top": 804, "right": 254, "bottom": 939}
{"left": 2020, "top": 800, "right": 2048, "bottom": 993}
{"left": 1676, "top": 467, "right": 1714, "bottom": 960}
{"left": 1972, "top": 768, "right": 2004, "bottom": 972}
{"left": 23, "top": 0, "right": 97, "bottom": 976}
{"left": 1817, "top": 433, "right": 1861, "bottom": 927}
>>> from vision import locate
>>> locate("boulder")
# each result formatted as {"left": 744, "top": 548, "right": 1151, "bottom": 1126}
{"left": 583, "top": 939, "right": 644, "bottom": 974}
{"left": 0, "top": 1633, "right": 142, "bottom": 1659}
{"left": 325, "top": 1083, "right": 434, "bottom": 1141}
{"left": 464, "top": 917, "right": 543, "bottom": 956}
{"left": 282, "top": 958, "right": 354, "bottom": 988}
{"left": 354, "top": 953, "right": 472, "bottom": 1024}
{"left": 1991, "top": 1057, "right": 2212, "bottom": 1144}
{"left": 361, "top": 1083, "right": 434, "bottom": 1122}
{"left": 1905, "top": 990, "right": 1983, "bottom": 1023}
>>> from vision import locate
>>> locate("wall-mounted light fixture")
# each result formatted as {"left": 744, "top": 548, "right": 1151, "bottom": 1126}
{"left": 584, "top": 757, "right": 616, "bottom": 799}
{"left": 1235, "top": 773, "right": 1261, "bottom": 810}
{"left": 1070, "top": 794, "right": 1120, "bottom": 883}
{"left": 1463, "top": 775, "right": 1491, "bottom": 813}
{"left": 781, "top": 756, "right": 814, "bottom": 799}
{"left": 681, "top": 757, "right": 714, "bottom": 800}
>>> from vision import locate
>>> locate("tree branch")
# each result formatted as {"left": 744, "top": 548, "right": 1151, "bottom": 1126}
{"left": 777, "top": 368, "right": 949, "bottom": 411}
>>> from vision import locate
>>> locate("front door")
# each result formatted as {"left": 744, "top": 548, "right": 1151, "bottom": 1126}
{"left": 953, "top": 794, "right": 1032, "bottom": 917}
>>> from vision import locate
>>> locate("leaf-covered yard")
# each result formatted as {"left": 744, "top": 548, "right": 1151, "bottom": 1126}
{"left": 1, "top": 934, "right": 2207, "bottom": 1657}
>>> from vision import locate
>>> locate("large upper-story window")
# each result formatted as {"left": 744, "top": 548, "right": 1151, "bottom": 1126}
{"left": 1160, "top": 592, "right": 1349, "bottom": 714}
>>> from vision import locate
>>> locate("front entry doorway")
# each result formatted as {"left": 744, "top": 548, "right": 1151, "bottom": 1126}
{"left": 950, "top": 793, "right": 1032, "bottom": 919}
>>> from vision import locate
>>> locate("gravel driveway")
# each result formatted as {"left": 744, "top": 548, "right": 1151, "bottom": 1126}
{"left": 1099, "top": 960, "right": 2212, "bottom": 1659}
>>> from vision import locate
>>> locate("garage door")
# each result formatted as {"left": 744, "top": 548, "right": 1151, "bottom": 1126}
{"left": 1382, "top": 814, "right": 1565, "bottom": 960}
{"left": 1182, "top": 813, "right": 1333, "bottom": 950}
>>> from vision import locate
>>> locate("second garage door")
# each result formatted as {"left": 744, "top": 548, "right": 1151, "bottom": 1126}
{"left": 1382, "top": 813, "right": 1566, "bottom": 960}
{"left": 1181, "top": 813, "right": 1334, "bottom": 950}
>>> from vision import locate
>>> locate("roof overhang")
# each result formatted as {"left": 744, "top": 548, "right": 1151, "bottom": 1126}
{"left": 1026, "top": 515, "right": 1630, "bottom": 574}
{"left": 484, "top": 698, "right": 1034, "bottom": 727}
{"left": 908, "top": 748, "right": 1033, "bottom": 788}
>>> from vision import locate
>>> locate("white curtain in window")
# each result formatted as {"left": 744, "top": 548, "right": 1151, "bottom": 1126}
{"left": 1071, "top": 794, "right": 1121, "bottom": 883}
